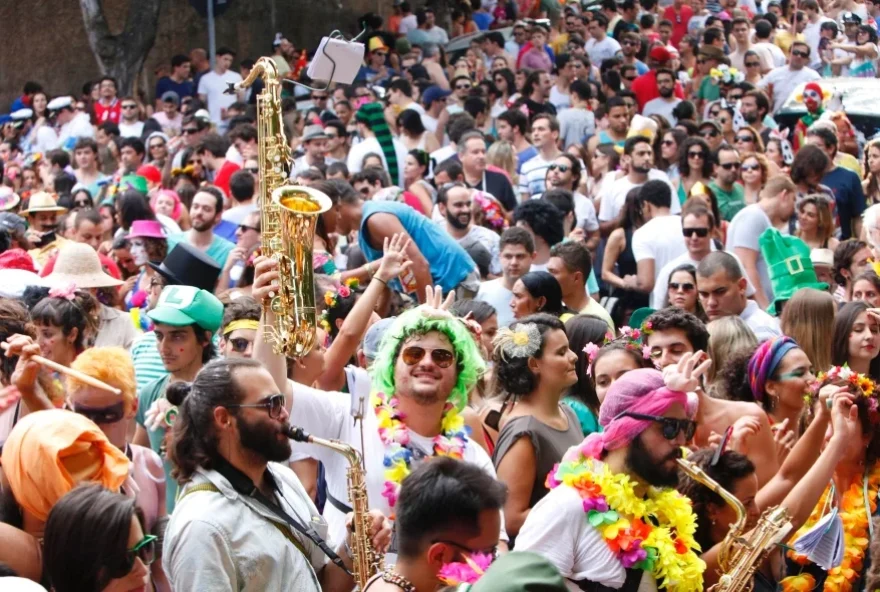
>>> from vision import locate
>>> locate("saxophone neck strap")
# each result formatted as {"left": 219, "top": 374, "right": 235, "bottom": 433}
{"left": 212, "top": 456, "right": 352, "bottom": 576}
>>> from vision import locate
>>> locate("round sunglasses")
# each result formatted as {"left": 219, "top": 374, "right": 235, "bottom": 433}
{"left": 401, "top": 346, "right": 455, "bottom": 368}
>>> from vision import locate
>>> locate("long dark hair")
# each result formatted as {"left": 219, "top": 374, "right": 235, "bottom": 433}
{"left": 397, "top": 109, "right": 427, "bottom": 137}
{"left": 168, "top": 357, "right": 262, "bottom": 482}
{"left": 519, "top": 271, "right": 567, "bottom": 316}
{"left": 564, "top": 314, "right": 609, "bottom": 414}
{"left": 44, "top": 483, "right": 147, "bottom": 592}
{"left": 116, "top": 190, "right": 157, "bottom": 231}
{"left": 678, "top": 137, "right": 713, "bottom": 178}
{"left": 832, "top": 301, "right": 880, "bottom": 379}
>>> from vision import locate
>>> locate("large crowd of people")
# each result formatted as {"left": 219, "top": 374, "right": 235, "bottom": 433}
{"left": 4, "top": 0, "right": 880, "bottom": 590}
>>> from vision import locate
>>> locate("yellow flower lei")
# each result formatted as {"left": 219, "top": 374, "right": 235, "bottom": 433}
{"left": 779, "top": 461, "right": 880, "bottom": 592}
{"left": 548, "top": 460, "right": 705, "bottom": 591}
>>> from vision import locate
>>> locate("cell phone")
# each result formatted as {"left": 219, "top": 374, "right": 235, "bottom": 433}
{"left": 485, "top": 409, "right": 501, "bottom": 431}
{"left": 36, "top": 231, "right": 56, "bottom": 248}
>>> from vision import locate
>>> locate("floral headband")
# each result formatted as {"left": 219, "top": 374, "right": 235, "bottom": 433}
{"left": 493, "top": 322, "right": 541, "bottom": 361}
{"left": 807, "top": 365, "right": 879, "bottom": 422}
{"left": 584, "top": 325, "right": 652, "bottom": 376}
{"left": 319, "top": 278, "right": 359, "bottom": 333}
{"left": 49, "top": 282, "right": 78, "bottom": 301}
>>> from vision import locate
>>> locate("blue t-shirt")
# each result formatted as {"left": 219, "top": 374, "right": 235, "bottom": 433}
{"left": 359, "top": 201, "right": 475, "bottom": 293}
{"left": 516, "top": 145, "right": 538, "bottom": 174}
{"left": 155, "top": 77, "right": 194, "bottom": 100}
{"left": 473, "top": 11, "right": 493, "bottom": 30}
{"left": 823, "top": 166, "right": 866, "bottom": 240}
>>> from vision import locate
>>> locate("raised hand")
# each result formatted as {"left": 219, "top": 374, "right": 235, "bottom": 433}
{"left": 662, "top": 350, "right": 712, "bottom": 393}
{"left": 376, "top": 233, "right": 413, "bottom": 282}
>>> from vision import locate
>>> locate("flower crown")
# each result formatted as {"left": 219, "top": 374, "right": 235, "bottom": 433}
{"left": 319, "top": 278, "right": 359, "bottom": 333}
{"left": 808, "top": 365, "right": 879, "bottom": 422}
{"left": 493, "top": 322, "right": 541, "bottom": 360}
{"left": 584, "top": 325, "right": 652, "bottom": 376}
{"left": 710, "top": 64, "right": 744, "bottom": 85}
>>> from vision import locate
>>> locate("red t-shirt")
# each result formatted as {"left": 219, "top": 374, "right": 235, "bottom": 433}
{"left": 212, "top": 160, "right": 242, "bottom": 199}
{"left": 632, "top": 70, "right": 685, "bottom": 110}
{"left": 93, "top": 99, "right": 121, "bottom": 125}
{"left": 663, "top": 4, "right": 693, "bottom": 49}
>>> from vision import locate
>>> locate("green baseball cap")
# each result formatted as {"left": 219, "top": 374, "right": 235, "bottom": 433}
{"left": 147, "top": 285, "right": 224, "bottom": 332}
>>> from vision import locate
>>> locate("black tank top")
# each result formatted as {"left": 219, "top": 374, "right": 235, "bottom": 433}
{"left": 616, "top": 227, "right": 638, "bottom": 278}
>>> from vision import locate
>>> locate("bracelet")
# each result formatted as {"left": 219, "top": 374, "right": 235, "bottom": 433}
{"left": 374, "top": 276, "right": 388, "bottom": 287}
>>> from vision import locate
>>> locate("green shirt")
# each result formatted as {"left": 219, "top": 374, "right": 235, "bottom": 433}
{"left": 709, "top": 181, "right": 747, "bottom": 222}
{"left": 135, "top": 375, "right": 179, "bottom": 512}
{"left": 698, "top": 77, "right": 721, "bottom": 101}
{"left": 166, "top": 232, "right": 235, "bottom": 269}
{"left": 562, "top": 397, "right": 602, "bottom": 437}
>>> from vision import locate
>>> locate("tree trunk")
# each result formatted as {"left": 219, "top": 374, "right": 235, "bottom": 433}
{"left": 79, "top": 0, "right": 163, "bottom": 97}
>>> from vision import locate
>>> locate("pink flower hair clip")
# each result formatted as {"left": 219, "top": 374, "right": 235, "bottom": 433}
{"left": 49, "top": 282, "right": 77, "bottom": 301}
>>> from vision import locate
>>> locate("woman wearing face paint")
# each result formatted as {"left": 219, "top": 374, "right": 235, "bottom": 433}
{"left": 121, "top": 220, "right": 168, "bottom": 315}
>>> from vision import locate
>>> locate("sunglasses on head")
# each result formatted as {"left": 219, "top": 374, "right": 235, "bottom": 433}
{"left": 719, "top": 162, "right": 740, "bottom": 170}
{"left": 670, "top": 281, "right": 695, "bottom": 291}
{"left": 682, "top": 227, "right": 709, "bottom": 238}
{"left": 401, "top": 346, "right": 456, "bottom": 368}
{"left": 616, "top": 412, "right": 697, "bottom": 441}
{"left": 548, "top": 163, "right": 569, "bottom": 172}
{"left": 229, "top": 337, "right": 252, "bottom": 353}
{"left": 111, "top": 534, "right": 157, "bottom": 578}
{"left": 225, "top": 393, "right": 286, "bottom": 419}
{"left": 71, "top": 401, "right": 126, "bottom": 425}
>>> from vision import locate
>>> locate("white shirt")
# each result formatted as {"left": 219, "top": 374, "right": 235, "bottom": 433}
{"left": 519, "top": 152, "right": 558, "bottom": 196}
{"left": 585, "top": 36, "right": 622, "bottom": 69}
{"left": 758, "top": 65, "right": 821, "bottom": 114}
{"left": 398, "top": 14, "right": 418, "bottom": 34}
{"left": 597, "top": 170, "right": 679, "bottom": 223}
{"left": 642, "top": 97, "right": 681, "bottom": 126}
{"left": 288, "top": 381, "right": 506, "bottom": 551}
{"left": 754, "top": 41, "right": 787, "bottom": 67}
{"left": 197, "top": 69, "right": 244, "bottom": 127}
{"left": 804, "top": 17, "right": 835, "bottom": 68}
{"left": 573, "top": 191, "right": 599, "bottom": 232}
{"left": 651, "top": 248, "right": 757, "bottom": 310}
{"left": 118, "top": 120, "right": 144, "bottom": 138}
{"left": 476, "top": 277, "right": 516, "bottom": 328}
{"left": 631, "top": 215, "right": 688, "bottom": 307}
{"left": 740, "top": 299, "right": 783, "bottom": 342}
{"left": 346, "top": 136, "right": 409, "bottom": 186}
{"left": 549, "top": 85, "right": 571, "bottom": 111}
{"left": 57, "top": 112, "right": 94, "bottom": 151}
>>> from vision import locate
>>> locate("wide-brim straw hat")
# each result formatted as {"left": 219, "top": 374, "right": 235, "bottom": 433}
{"left": 21, "top": 191, "right": 67, "bottom": 214}
{"left": 44, "top": 242, "right": 123, "bottom": 289}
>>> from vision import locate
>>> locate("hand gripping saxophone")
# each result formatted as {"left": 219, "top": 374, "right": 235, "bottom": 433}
{"left": 227, "top": 57, "right": 331, "bottom": 358}
{"left": 286, "top": 425, "right": 384, "bottom": 590}
{"left": 677, "top": 458, "right": 792, "bottom": 592}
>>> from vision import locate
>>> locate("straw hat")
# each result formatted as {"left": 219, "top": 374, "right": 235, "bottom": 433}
{"left": 0, "top": 187, "right": 21, "bottom": 212}
{"left": 44, "top": 242, "right": 123, "bottom": 289}
{"left": 21, "top": 191, "right": 67, "bottom": 215}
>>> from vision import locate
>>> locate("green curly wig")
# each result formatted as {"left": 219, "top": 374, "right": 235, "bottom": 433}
{"left": 371, "top": 308, "right": 486, "bottom": 412}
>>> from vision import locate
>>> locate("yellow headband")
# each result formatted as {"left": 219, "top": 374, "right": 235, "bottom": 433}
{"left": 223, "top": 319, "right": 260, "bottom": 335}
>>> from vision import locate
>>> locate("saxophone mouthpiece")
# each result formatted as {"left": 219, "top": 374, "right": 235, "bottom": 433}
{"left": 285, "top": 425, "right": 312, "bottom": 443}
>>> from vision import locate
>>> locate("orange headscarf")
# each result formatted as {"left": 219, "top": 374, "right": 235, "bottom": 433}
{"left": 0, "top": 409, "right": 129, "bottom": 522}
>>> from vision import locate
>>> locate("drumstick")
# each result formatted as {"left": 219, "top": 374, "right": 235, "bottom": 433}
{"left": 1, "top": 342, "right": 122, "bottom": 396}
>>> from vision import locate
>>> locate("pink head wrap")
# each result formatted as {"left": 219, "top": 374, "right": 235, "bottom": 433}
{"left": 150, "top": 189, "right": 182, "bottom": 221}
{"left": 574, "top": 368, "right": 691, "bottom": 459}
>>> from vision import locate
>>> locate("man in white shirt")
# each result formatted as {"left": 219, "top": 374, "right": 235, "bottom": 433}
{"left": 118, "top": 97, "right": 145, "bottom": 138}
{"left": 545, "top": 157, "right": 599, "bottom": 251}
{"left": 757, "top": 41, "right": 820, "bottom": 114}
{"left": 585, "top": 13, "right": 621, "bottom": 67}
{"left": 438, "top": 183, "right": 501, "bottom": 276}
{"left": 547, "top": 242, "right": 615, "bottom": 330}
{"left": 519, "top": 114, "right": 562, "bottom": 199}
{"left": 697, "top": 251, "right": 782, "bottom": 341}
{"left": 197, "top": 46, "right": 244, "bottom": 132}
{"left": 753, "top": 19, "right": 787, "bottom": 67}
{"left": 292, "top": 125, "right": 328, "bottom": 177}
{"left": 728, "top": 17, "right": 774, "bottom": 72}
{"left": 346, "top": 103, "right": 409, "bottom": 186}
{"left": 48, "top": 96, "right": 94, "bottom": 152}
{"left": 631, "top": 179, "right": 687, "bottom": 305}
{"left": 476, "top": 227, "right": 536, "bottom": 328}
{"left": 642, "top": 68, "right": 682, "bottom": 126}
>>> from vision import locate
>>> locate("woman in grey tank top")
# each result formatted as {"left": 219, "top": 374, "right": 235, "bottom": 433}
{"left": 491, "top": 313, "right": 585, "bottom": 541}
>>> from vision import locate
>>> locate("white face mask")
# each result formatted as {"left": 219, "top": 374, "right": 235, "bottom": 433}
{"left": 131, "top": 243, "right": 148, "bottom": 266}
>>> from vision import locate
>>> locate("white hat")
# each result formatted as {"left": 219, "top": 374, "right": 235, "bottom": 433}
{"left": 10, "top": 108, "right": 33, "bottom": 120}
{"left": 0, "top": 577, "right": 47, "bottom": 591}
{"left": 0, "top": 269, "right": 46, "bottom": 298}
{"left": 811, "top": 248, "right": 834, "bottom": 268}
{"left": 44, "top": 242, "right": 123, "bottom": 289}
{"left": 193, "top": 108, "right": 212, "bottom": 123}
{"left": 47, "top": 96, "right": 73, "bottom": 112}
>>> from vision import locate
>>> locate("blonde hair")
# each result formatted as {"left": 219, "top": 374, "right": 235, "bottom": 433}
{"left": 68, "top": 347, "right": 137, "bottom": 413}
{"left": 487, "top": 140, "right": 518, "bottom": 186}
{"left": 706, "top": 316, "right": 758, "bottom": 384}
{"left": 781, "top": 288, "right": 835, "bottom": 373}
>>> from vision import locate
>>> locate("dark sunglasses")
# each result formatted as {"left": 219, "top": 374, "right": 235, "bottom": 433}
{"left": 313, "top": 95, "right": 328, "bottom": 101}
{"left": 375, "top": 51, "right": 388, "bottom": 57}
{"left": 74, "top": 200, "right": 91, "bottom": 208}
{"left": 745, "top": 61, "right": 761, "bottom": 67}
{"left": 700, "top": 130, "right": 719, "bottom": 138}
{"left": 548, "top": 163, "right": 570, "bottom": 172}
{"left": 688, "top": 151, "right": 706, "bottom": 159}
{"left": 182, "top": 128, "right": 199, "bottom": 135}
{"left": 624, "top": 75, "right": 637, "bottom": 82}
{"left": 682, "top": 227, "right": 710, "bottom": 238}
{"left": 455, "top": 84, "right": 472, "bottom": 90}
{"left": 617, "top": 412, "right": 697, "bottom": 441}
{"left": 735, "top": 135, "right": 755, "bottom": 143}
{"left": 71, "top": 401, "right": 126, "bottom": 424}
{"left": 670, "top": 281, "right": 695, "bottom": 292}
{"left": 661, "top": 139, "right": 676, "bottom": 146}
{"left": 122, "top": 104, "right": 138, "bottom": 110}
{"left": 741, "top": 163, "right": 761, "bottom": 172}
{"left": 149, "top": 143, "right": 166, "bottom": 150}
{"left": 623, "top": 40, "right": 639, "bottom": 46}
{"left": 719, "top": 162, "right": 740, "bottom": 170}
{"left": 728, "top": 93, "right": 743, "bottom": 101}
{"left": 226, "top": 393, "right": 286, "bottom": 419}
{"left": 238, "top": 223, "right": 259, "bottom": 233}
{"left": 791, "top": 49, "right": 809, "bottom": 57}
{"left": 230, "top": 337, "right": 252, "bottom": 353}
{"left": 401, "top": 346, "right": 455, "bottom": 368}
{"left": 112, "top": 534, "right": 157, "bottom": 578}
{"left": 245, "top": 167, "right": 260, "bottom": 174}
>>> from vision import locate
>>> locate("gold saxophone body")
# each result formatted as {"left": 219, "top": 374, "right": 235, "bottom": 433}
{"left": 287, "top": 425, "right": 384, "bottom": 589}
{"left": 229, "top": 57, "right": 330, "bottom": 358}
{"left": 677, "top": 458, "right": 793, "bottom": 592}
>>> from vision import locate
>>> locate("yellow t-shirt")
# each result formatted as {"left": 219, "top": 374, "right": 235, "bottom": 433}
{"left": 559, "top": 300, "right": 615, "bottom": 331}
{"left": 774, "top": 31, "right": 806, "bottom": 56}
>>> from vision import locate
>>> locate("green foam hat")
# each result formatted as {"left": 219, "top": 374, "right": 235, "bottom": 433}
{"left": 759, "top": 227, "right": 828, "bottom": 315}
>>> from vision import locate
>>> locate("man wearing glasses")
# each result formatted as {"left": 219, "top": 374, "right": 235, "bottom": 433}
{"left": 356, "top": 37, "right": 395, "bottom": 85}
{"left": 709, "top": 146, "right": 746, "bottom": 222}
{"left": 219, "top": 297, "right": 260, "bottom": 359}
{"left": 118, "top": 97, "right": 144, "bottom": 139}
{"left": 516, "top": 367, "right": 705, "bottom": 590}
{"left": 757, "top": 41, "right": 820, "bottom": 114}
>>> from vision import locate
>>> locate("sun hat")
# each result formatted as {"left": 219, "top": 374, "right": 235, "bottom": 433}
{"left": 21, "top": 191, "right": 67, "bottom": 215}
{"left": 148, "top": 242, "right": 221, "bottom": 292}
{"left": 127, "top": 220, "right": 166, "bottom": 240}
{"left": 147, "top": 285, "right": 224, "bottom": 333}
{"left": 303, "top": 124, "right": 329, "bottom": 142}
{"left": 0, "top": 187, "right": 21, "bottom": 211}
{"left": 0, "top": 269, "right": 45, "bottom": 298}
{"left": 43, "top": 242, "right": 123, "bottom": 289}
{"left": 810, "top": 248, "right": 834, "bottom": 268}
{"left": 759, "top": 228, "right": 827, "bottom": 314}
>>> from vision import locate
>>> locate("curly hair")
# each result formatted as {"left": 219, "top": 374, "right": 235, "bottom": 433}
{"left": 68, "top": 347, "right": 137, "bottom": 413}
{"left": 493, "top": 313, "right": 564, "bottom": 400}
{"left": 645, "top": 307, "right": 709, "bottom": 353}
{"left": 678, "top": 137, "right": 713, "bottom": 178}
{"left": 513, "top": 200, "right": 564, "bottom": 247}
{"left": 0, "top": 300, "right": 34, "bottom": 386}
{"left": 833, "top": 239, "right": 869, "bottom": 286}
{"left": 372, "top": 307, "right": 486, "bottom": 412}
{"left": 710, "top": 346, "right": 757, "bottom": 402}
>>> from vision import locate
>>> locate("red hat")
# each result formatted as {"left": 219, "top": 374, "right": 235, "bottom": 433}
{"left": 0, "top": 248, "right": 36, "bottom": 273}
{"left": 804, "top": 81, "right": 823, "bottom": 96}
{"left": 650, "top": 46, "right": 672, "bottom": 63}
{"left": 136, "top": 165, "right": 162, "bottom": 185}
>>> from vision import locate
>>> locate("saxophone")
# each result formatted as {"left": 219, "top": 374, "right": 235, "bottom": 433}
{"left": 228, "top": 58, "right": 330, "bottom": 358}
{"left": 286, "top": 425, "right": 384, "bottom": 590}
{"left": 677, "top": 458, "right": 793, "bottom": 592}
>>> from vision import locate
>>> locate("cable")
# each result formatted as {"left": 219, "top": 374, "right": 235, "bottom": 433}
{"left": 283, "top": 27, "right": 368, "bottom": 93}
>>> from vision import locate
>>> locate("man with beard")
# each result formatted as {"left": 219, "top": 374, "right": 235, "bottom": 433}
{"left": 163, "top": 358, "right": 390, "bottom": 591}
{"left": 740, "top": 90, "right": 773, "bottom": 147}
{"left": 252, "top": 275, "right": 507, "bottom": 558}
{"left": 642, "top": 69, "right": 682, "bottom": 126}
{"left": 438, "top": 183, "right": 500, "bottom": 277}
{"left": 166, "top": 187, "right": 235, "bottom": 268}
{"left": 22, "top": 191, "right": 68, "bottom": 270}
{"left": 516, "top": 367, "right": 707, "bottom": 590}
{"left": 133, "top": 284, "right": 223, "bottom": 512}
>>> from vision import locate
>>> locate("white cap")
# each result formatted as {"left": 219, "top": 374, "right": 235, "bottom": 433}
{"left": 811, "top": 248, "right": 834, "bottom": 268}
{"left": 47, "top": 96, "right": 73, "bottom": 111}
{"left": 193, "top": 108, "right": 211, "bottom": 122}
{"left": 10, "top": 108, "right": 33, "bottom": 120}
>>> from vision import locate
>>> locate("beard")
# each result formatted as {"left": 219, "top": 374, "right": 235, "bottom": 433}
{"left": 447, "top": 211, "right": 471, "bottom": 230}
{"left": 238, "top": 415, "right": 292, "bottom": 462}
{"left": 632, "top": 163, "right": 651, "bottom": 174}
{"left": 658, "top": 87, "right": 673, "bottom": 98}
{"left": 191, "top": 218, "right": 213, "bottom": 232}
{"left": 626, "top": 433, "right": 682, "bottom": 487}
{"left": 742, "top": 110, "right": 759, "bottom": 124}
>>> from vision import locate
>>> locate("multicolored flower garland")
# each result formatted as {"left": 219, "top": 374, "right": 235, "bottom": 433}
{"left": 806, "top": 365, "right": 877, "bottom": 410}
{"left": 546, "top": 443, "right": 705, "bottom": 592}
{"left": 437, "top": 552, "right": 494, "bottom": 586}
{"left": 372, "top": 390, "right": 469, "bottom": 509}
{"left": 319, "top": 278, "right": 359, "bottom": 334}
{"left": 583, "top": 326, "right": 653, "bottom": 376}
{"left": 780, "top": 462, "right": 880, "bottom": 592}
